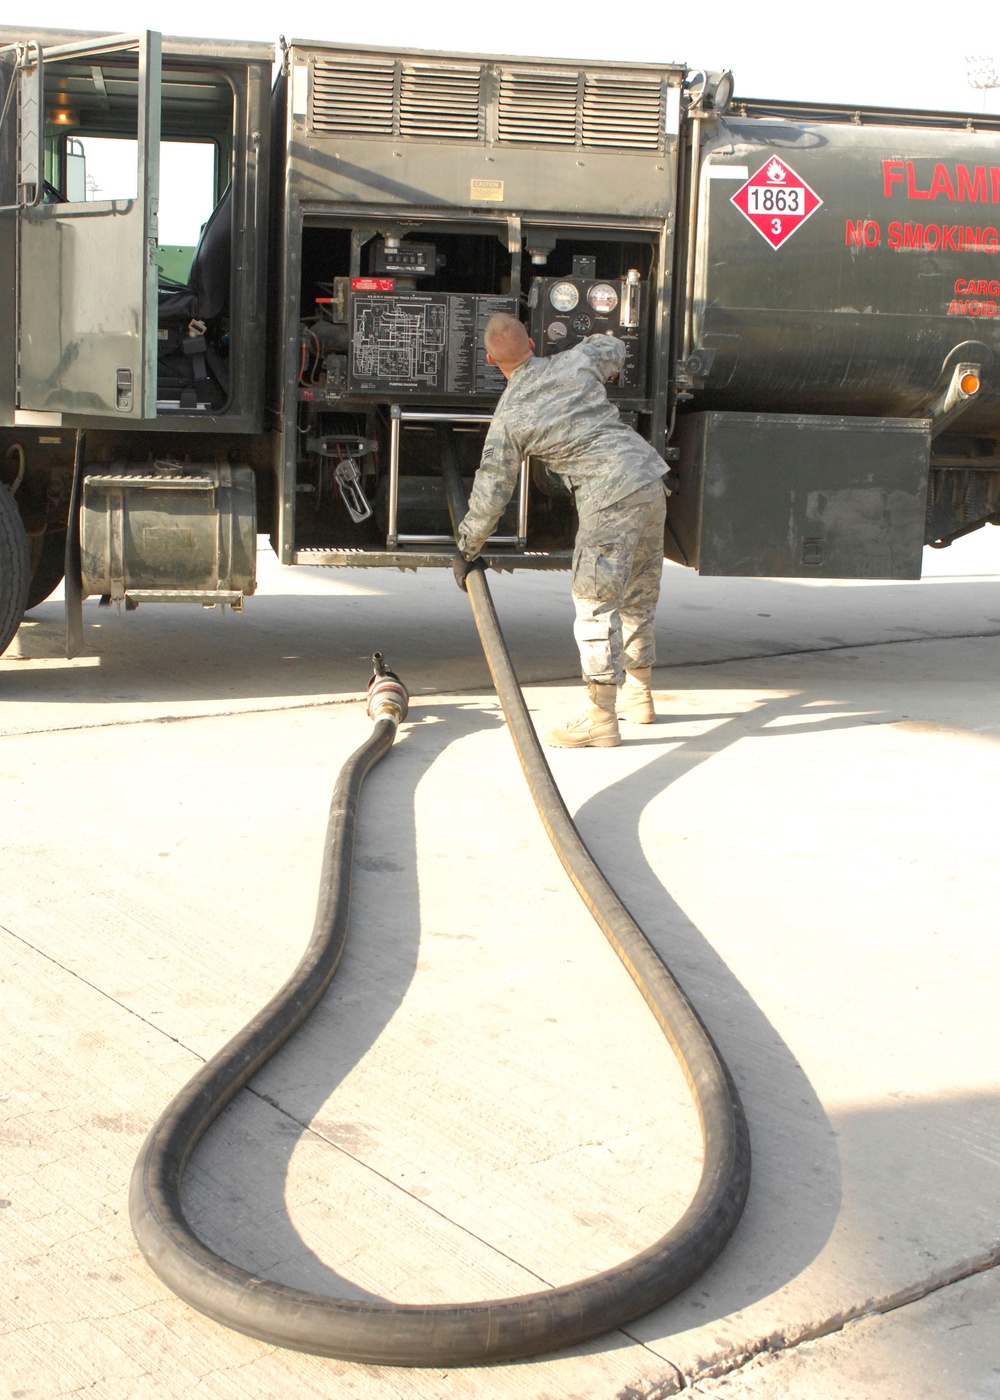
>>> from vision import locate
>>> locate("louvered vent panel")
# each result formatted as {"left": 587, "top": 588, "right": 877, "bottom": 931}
{"left": 310, "top": 59, "right": 396, "bottom": 134}
{"left": 400, "top": 64, "right": 482, "bottom": 139}
{"left": 498, "top": 70, "right": 578, "bottom": 144}
{"left": 582, "top": 75, "right": 663, "bottom": 148}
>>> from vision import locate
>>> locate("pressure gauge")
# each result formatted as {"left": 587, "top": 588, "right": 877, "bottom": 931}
{"left": 549, "top": 281, "right": 580, "bottom": 312}
{"left": 587, "top": 282, "right": 618, "bottom": 315}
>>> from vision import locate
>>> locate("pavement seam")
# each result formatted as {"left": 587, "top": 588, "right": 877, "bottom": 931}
{"left": 664, "top": 626, "right": 1000, "bottom": 674}
{"left": 676, "top": 1244, "right": 1000, "bottom": 1393}
{"left": 240, "top": 1098, "right": 707, "bottom": 1379}
{"left": 611, "top": 1359, "right": 687, "bottom": 1399}
{"left": 3, "top": 625, "right": 1000, "bottom": 742}
{"left": 0, "top": 690, "right": 369, "bottom": 740}
{"left": 1, "top": 919, "right": 210, "bottom": 1058}
{"left": 6, "top": 948, "right": 996, "bottom": 1392}
{"left": 250, "top": 1089, "right": 564, "bottom": 1292}
{"left": 2, "top": 917, "right": 646, "bottom": 1358}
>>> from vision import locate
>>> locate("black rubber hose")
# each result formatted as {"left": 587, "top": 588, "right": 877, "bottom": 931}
{"left": 129, "top": 465, "right": 751, "bottom": 1365}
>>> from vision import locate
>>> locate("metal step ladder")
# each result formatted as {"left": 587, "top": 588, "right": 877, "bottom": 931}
{"left": 387, "top": 406, "right": 528, "bottom": 550}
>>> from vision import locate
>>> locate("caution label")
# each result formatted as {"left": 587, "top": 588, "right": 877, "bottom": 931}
{"left": 471, "top": 178, "right": 504, "bottom": 202}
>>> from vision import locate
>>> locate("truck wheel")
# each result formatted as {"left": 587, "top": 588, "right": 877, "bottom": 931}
{"left": 0, "top": 481, "right": 30, "bottom": 656}
{"left": 26, "top": 527, "right": 67, "bottom": 609}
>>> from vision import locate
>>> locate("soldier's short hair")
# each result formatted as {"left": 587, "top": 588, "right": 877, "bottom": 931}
{"left": 484, "top": 312, "right": 529, "bottom": 360}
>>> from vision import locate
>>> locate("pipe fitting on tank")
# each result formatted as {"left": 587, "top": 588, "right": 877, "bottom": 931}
{"left": 366, "top": 652, "right": 409, "bottom": 726}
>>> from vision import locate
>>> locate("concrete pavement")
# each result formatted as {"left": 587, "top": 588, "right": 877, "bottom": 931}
{"left": 694, "top": 1264, "right": 1000, "bottom": 1398}
{"left": 2, "top": 531, "right": 998, "bottom": 1396}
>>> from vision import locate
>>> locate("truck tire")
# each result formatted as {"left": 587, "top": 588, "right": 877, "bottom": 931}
{"left": 0, "top": 481, "right": 30, "bottom": 656}
{"left": 26, "top": 527, "right": 67, "bottom": 609}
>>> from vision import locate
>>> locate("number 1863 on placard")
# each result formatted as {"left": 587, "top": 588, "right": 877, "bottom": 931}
{"left": 746, "top": 187, "right": 803, "bottom": 213}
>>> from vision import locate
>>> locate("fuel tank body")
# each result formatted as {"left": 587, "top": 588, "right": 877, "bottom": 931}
{"left": 692, "top": 112, "right": 1000, "bottom": 435}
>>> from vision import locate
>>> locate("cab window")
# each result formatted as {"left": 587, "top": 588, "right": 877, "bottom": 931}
{"left": 55, "top": 133, "right": 218, "bottom": 283}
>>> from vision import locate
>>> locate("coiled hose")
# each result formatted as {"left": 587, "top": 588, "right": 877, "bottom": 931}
{"left": 129, "top": 456, "right": 751, "bottom": 1367}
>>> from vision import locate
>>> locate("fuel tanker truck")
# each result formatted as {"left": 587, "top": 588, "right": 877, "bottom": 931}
{"left": 2, "top": 28, "right": 999, "bottom": 656}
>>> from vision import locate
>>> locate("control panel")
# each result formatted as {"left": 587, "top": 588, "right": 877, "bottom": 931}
{"left": 348, "top": 290, "right": 515, "bottom": 396}
{"left": 527, "top": 271, "right": 646, "bottom": 394}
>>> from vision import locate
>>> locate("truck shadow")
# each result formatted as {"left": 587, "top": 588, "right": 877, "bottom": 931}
{"left": 3, "top": 581, "right": 538, "bottom": 705}
{"left": 7, "top": 546, "right": 1000, "bottom": 714}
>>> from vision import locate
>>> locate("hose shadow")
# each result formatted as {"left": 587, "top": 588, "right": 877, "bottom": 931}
{"left": 180, "top": 698, "right": 506, "bottom": 1303}
{"left": 181, "top": 682, "right": 870, "bottom": 1332}
{"left": 554, "top": 687, "right": 886, "bottom": 1333}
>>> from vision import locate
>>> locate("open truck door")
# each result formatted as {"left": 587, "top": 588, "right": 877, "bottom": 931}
{"left": 0, "top": 27, "right": 273, "bottom": 659}
{"left": 11, "top": 32, "right": 161, "bottom": 419}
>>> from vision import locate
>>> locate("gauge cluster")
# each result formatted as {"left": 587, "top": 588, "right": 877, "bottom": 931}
{"left": 527, "top": 273, "right": 647, "bottom": 395}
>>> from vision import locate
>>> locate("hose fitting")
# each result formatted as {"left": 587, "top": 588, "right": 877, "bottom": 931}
{"left": 366, "top": 651, "right": 409, "bottom": 725}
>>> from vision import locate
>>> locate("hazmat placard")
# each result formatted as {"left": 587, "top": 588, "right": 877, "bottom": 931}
{"left": 731, "top": 157, "right": 823, "bottom": 249}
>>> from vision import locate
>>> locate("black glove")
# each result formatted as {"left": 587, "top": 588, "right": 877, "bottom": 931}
{"left": 452, "top": 553, "right": 484, "bottom": 591}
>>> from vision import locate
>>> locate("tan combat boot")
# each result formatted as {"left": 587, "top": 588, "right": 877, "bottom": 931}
{"left": 546, "top": 683, "right": 621, "bottom": 748}
{"left": 617, "top": 666, "right": 656, "bottom": 724}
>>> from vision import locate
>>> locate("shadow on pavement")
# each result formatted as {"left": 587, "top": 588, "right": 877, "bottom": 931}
{"left": 566, "top": 691, "right": 889, "bottom": 1331}
{"left": 182, "top": 699, "right": 505, "bottom": 1302}
{"left": 181, "top": 686, "right": 881, "bottom": 1330}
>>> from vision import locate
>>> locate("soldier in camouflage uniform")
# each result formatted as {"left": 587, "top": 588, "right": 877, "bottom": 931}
{"left": 454, "top": 312, "right": 668, "bottom": 748}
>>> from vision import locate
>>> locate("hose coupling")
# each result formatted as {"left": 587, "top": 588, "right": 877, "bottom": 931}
{"left": 366, "top": 652, "right": 409, "bottom": 726}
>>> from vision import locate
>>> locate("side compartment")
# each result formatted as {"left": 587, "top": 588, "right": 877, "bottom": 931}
{"left": 670, "top": 412, "right": 931, "bottom": 579}
{"left": 270, "top": 42, "right": 683, "bottom": 570}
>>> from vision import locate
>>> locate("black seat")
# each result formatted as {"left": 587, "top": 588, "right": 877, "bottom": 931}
{"left": 158, "top": 184, "right": 233, "bottom": 408}
{"left": 158, "top": 182, "right": 233, "bottom": 326}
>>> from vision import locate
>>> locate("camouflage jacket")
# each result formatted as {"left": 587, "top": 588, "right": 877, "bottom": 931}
{"left": 457, "top": 335, "right": 666, "bottom": 559}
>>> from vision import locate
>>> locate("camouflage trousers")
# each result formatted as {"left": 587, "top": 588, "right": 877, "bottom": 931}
{"left": 571, "top": 480, "right": 667, "bottom": 685}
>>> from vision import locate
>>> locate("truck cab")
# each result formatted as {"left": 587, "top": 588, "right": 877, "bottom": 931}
{"left": 0, "top": 28, "right": 272, "bottom": 429}
{"left": 1, "top": 31, "right": 686, "bottom": 654}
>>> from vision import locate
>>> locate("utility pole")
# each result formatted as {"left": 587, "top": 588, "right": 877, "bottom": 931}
{"left": 966, "top": 55, "right": 999, "bottom": 111}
